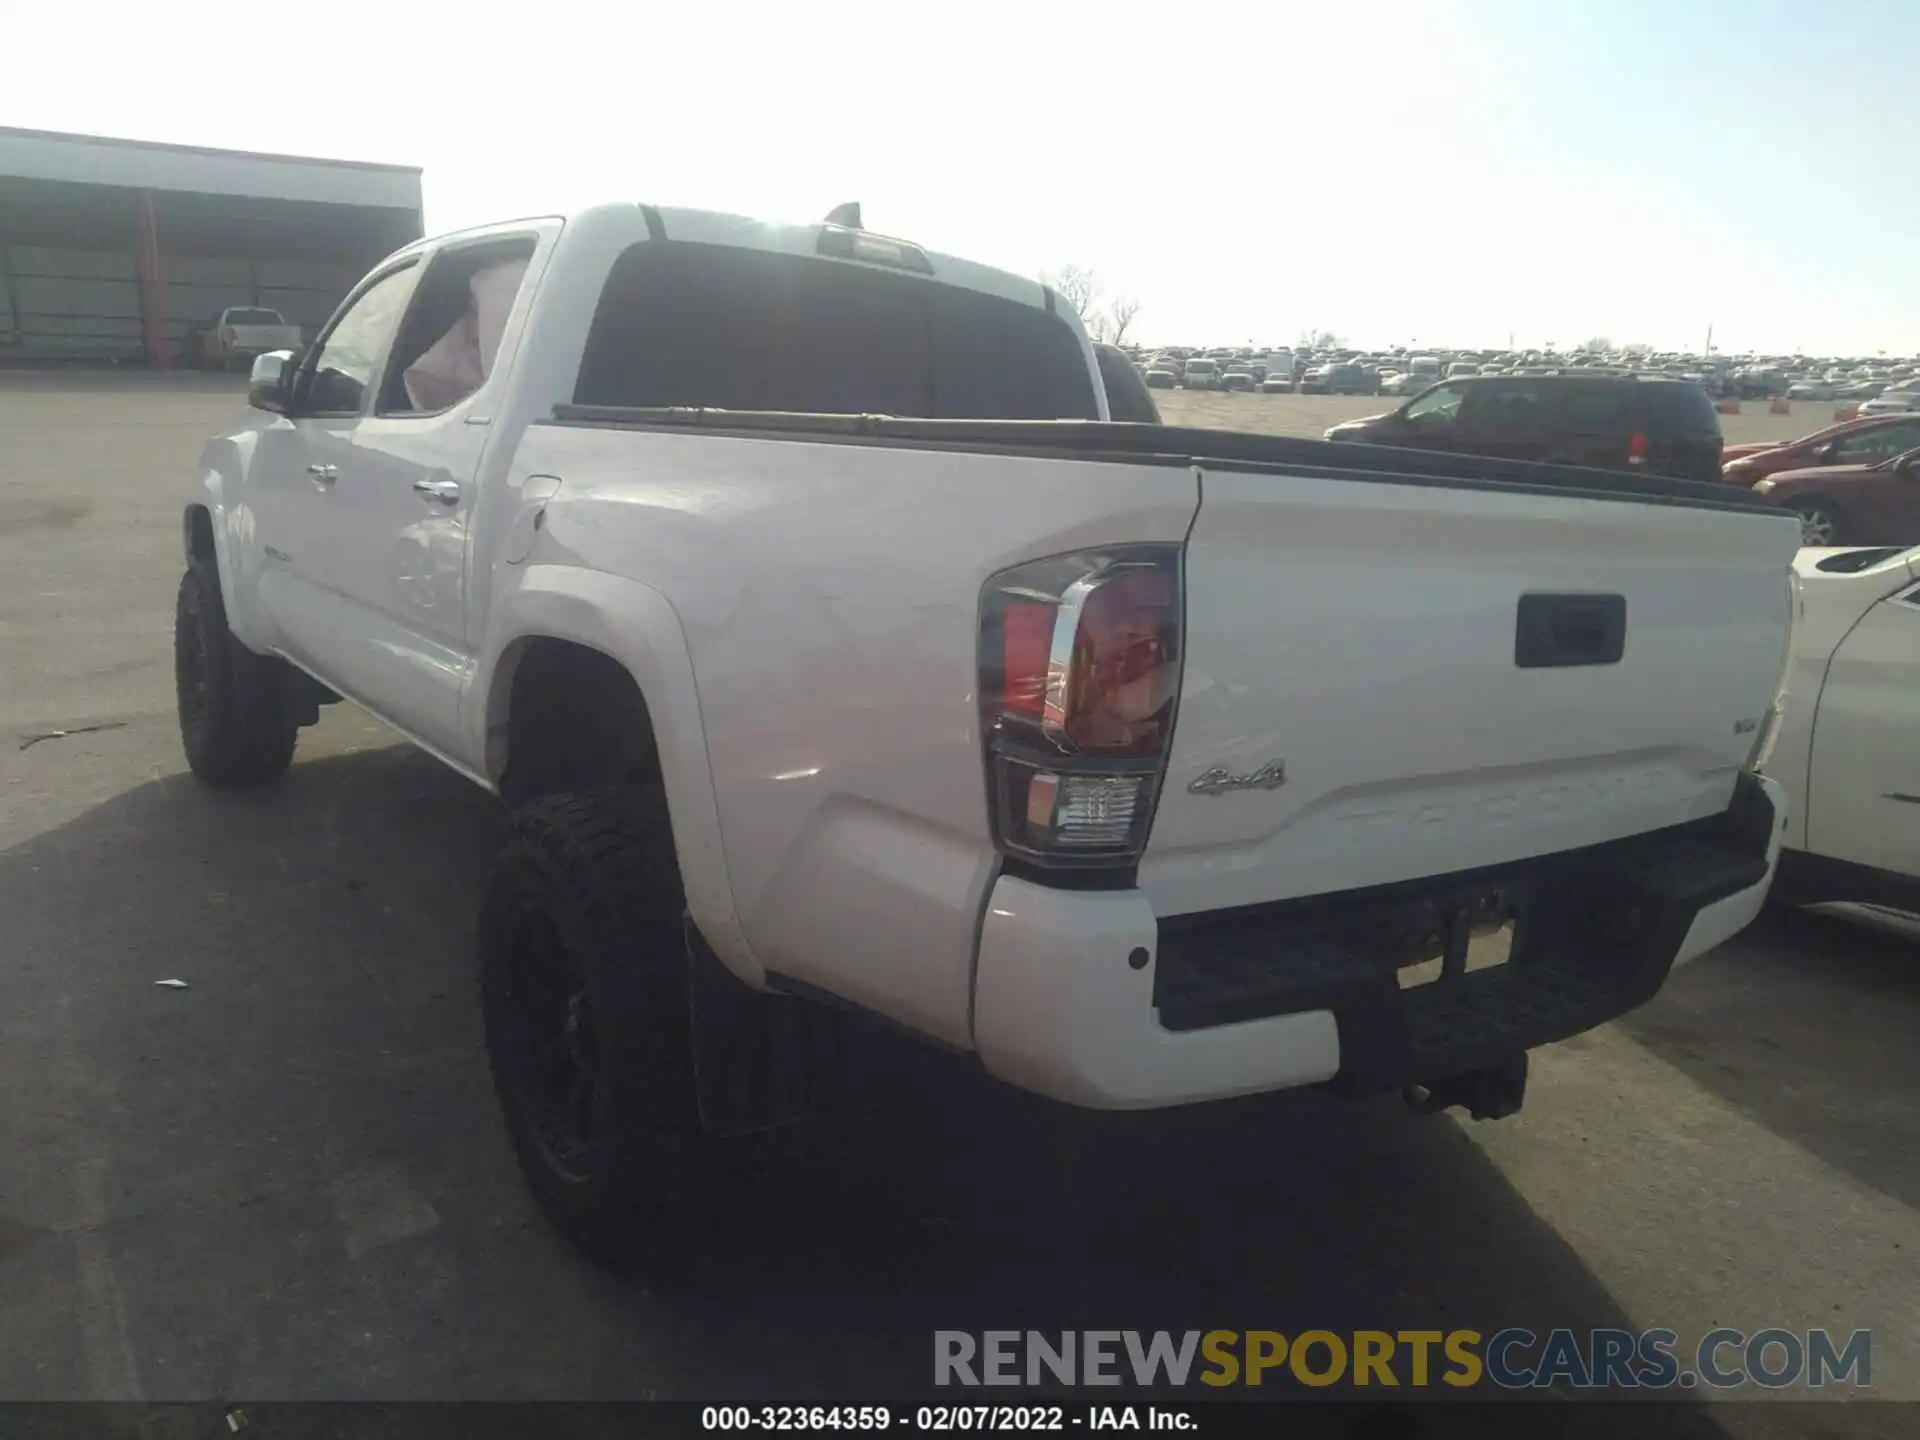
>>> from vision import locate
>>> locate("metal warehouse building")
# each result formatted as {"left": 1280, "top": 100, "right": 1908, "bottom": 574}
{"left": 0, "top": 126, "right": 422, "bottom": 367}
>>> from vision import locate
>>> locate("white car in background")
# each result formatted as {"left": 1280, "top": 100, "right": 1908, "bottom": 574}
{"left": 1857, "top": 389, "right": 1920, "bottom": 417}
{"left": 1765, "top": 545, "right": 1920, "bottom": 915}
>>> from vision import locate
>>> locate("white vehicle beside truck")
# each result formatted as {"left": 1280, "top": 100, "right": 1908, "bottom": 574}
{"left": 1763, "top": 545, "right": 1920, "bottom": 915}
{"left": 175, "top": 201, "right": 1801, "bottom": 1265}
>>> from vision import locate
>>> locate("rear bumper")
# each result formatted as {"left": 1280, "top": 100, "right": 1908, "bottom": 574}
{"left": 972, "top": 774, "right": 1784, "bottom": 1109}
{"left": 1670, "top": 779, "right": 1785, "bottom": 966}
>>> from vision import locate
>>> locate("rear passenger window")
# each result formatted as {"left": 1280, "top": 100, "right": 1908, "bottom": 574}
{"left": 1636, "top": 382, "right": 1721, "bottom": 436}
{"left": 574, "top": 242, "right": 1100, "bottom": 420}
{"left": 1402, "top": 382, "right": 1468, "bottom": 428}
{"left": 379, "top": 236, "right": 536, "bottom": 415}
{"left": 1554, "top": 381, "right": 1630, "bottom": 429}
{"left": 1832, "top": 422, "right": 1920, "bottom": 462}
{"left": 1466, "top": 380, "right": 1546, "bottom": 433}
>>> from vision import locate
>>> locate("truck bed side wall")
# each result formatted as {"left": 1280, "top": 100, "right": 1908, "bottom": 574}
{"left": 492, "top": 424, "right": 1200, "bottom": 1046}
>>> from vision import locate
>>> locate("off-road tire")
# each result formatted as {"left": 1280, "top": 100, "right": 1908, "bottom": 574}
{"left": 174, "top": 561, "right": 298, "bottom": 786}
{"left": 480, "top": 789, "right": 717, "bottom": 1268}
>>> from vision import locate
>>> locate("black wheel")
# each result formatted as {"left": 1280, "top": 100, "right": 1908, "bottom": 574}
{"left": 174, "top": 561, "right": 298, "bottom": 786}
{"left": 480, "top": 789, "right": 718, "bottom": 1266}
{"left": 1790, "top": 499, "right": 1844, "bottom": 546}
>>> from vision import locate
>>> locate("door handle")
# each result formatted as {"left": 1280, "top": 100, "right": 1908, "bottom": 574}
{"left": 307, "top": 463, "right": 337, "bottom": 486}
{"left": 411, "top": 477, "right": 463, "bottom": 507}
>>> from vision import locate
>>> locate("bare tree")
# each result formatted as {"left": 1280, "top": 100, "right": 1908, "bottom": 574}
{"left": 1298, "top": 328, "right": 1344, "bottom": 350}
{"left": 1576, "top": 336, "right": 1613, "bottom": 355}
{"left": 1043, "top": 264, "right": 1100, "bottom": 321}
{"left": 1041, "top": 266, "right": 1142, "bottom": 347}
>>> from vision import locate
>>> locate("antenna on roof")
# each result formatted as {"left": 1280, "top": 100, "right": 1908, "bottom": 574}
{"left": 824, "top": 202, "right": 863, "bottom": 229}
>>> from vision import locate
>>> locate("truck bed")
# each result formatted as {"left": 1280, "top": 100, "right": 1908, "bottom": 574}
{"left": 517, "top": 406, "right": 1797, "bottom": 1035}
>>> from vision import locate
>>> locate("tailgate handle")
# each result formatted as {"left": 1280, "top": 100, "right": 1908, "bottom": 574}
{"left": 1515, "top": 593, "right": 1626, "bottom": 668}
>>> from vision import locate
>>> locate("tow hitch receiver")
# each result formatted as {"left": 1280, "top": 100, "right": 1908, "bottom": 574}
{"left": 1404, "top": 1053, "right": 1529, "bottom": 1121}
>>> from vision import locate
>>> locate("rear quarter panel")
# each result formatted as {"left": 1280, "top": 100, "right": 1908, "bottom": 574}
{"left": 502, "top": 424, "right": 1198, "bottom": 1045}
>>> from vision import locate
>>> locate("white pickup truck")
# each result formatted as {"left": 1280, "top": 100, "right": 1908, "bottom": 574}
{"left": 177, "top": 202, "right": 1800, "bottom": 1264}
{"left": 198, "top": 306, "right": 303, "bottom": 372}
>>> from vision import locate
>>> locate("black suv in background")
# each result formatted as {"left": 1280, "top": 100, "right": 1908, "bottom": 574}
{"left": 1323, "top": 374, "right": 1725, "bottom": 484}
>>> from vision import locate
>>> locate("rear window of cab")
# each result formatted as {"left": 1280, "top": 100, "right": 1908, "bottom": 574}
{"left": 574, "top": 242, "right": 1099, "bottom": 420}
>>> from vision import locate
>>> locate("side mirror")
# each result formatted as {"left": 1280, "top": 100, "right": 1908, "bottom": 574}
{"left": 247, "top": 349, "right": 295, "bottom": 414}
{"left": 1812, "top": 440, "right": 1837, "bottom": 463}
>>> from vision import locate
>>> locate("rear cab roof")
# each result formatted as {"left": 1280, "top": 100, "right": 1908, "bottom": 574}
{"left": 369, "top": 200, "right": 1110, "bottom": 421}
{"left": 379, "top": 201, "right": 1061, "bottom": 313}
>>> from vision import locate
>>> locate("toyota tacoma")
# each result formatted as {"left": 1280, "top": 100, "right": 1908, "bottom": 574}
{"left": 175, "top": 202, "right": 1801, "bottom": 1264}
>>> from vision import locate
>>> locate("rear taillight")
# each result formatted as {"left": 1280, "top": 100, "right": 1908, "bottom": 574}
{"left": 1628, "top": 431, "right": 1649, "bottom": 464}
{"left": 979, "top": 547, "right": 1183, "bottom": 868}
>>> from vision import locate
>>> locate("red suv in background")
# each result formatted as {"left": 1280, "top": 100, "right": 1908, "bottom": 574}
{"left": 1721, "top": 413, "right": 1920, "bottom": 485}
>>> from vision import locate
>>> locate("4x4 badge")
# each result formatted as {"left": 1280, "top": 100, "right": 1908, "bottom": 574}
{"left": 1188, "top": 762, "right": 1287, "bottom": 796}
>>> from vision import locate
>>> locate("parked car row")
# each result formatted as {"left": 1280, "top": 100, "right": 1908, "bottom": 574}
{"left": 1140, "top": 347, "right": 1483, "bottom": 398}
{"left": 1124, "top": 342, "right": 1920, "bottom": 407}
{"left": 1143, "top": 349, "right": 1297, "bottom": 391}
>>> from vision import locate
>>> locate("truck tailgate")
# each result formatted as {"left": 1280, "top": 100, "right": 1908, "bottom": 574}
{"left": 1141, "top": 465, "right": 1801, "bottom": 917}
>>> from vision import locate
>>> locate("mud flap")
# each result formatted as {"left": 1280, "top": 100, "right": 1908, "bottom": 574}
{"left": 685, "top": 918, "right": 838, "bottom": 1138}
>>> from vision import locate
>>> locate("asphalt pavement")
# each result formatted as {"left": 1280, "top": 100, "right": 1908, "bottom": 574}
{"left": 0, "top": 376, "right": 1914, "bottom": 1434}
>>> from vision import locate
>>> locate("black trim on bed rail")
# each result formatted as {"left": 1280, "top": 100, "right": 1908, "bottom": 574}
{"left": 543, "top": 406, "right": 1791, "bottom": 518}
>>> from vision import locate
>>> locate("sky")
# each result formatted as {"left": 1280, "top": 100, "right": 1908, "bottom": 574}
{"left": 9, "top": 0, "right": 1918, "bottom": 355}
